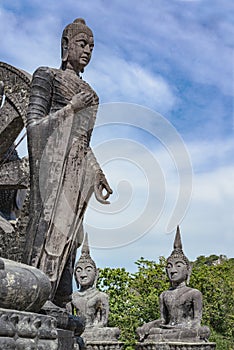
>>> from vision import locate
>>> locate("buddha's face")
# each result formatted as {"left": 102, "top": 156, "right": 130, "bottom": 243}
{"left": 67, "top": 32, "right": 94, "bottom": 72}
{"left": 75, "top": 262, "right": 96, "bottom": 289}
{"left": 166, "top": 258, "right": 188, "bottom": 284}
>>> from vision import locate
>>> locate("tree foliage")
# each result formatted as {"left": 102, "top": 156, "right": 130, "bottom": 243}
{"left": 97, "top": 255, "right": 234, "bottom": 350}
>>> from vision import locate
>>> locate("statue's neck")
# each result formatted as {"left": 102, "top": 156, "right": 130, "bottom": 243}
{"left": 64, "top": 62, "right": 81, "bottom": 76}
{"left": 170, "top": 281, "right": 186, "bottom": 289}
{"left": 79, "top": 284, "right": 95, "bottom": 293}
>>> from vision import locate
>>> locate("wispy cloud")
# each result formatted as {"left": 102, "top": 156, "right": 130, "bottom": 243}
{"left": 0, "top": 6, "right": 60, "bottom": 71}
{"left": 85, "top": 52, "right": 177, "bottom": 114}
{"left": 85, "top": 136, "right": 234, "bottom": 269}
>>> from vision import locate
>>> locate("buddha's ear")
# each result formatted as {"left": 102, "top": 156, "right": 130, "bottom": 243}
{"left": 93, "top": 268, "right": 99, "bottom": 287}
{"left": 74, "top": 269, "right": 80, "bottom": 290}
{"left": 94, "top": 268, "right": 99, "bottom": 287}
{"left": 187, "top": 263, "right": 193, "bottom": 285}
{"left": 61, "top": 37, "right": 69, "bottom": 63}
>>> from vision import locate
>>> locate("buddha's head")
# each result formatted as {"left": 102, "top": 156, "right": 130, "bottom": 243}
{"left": 61, "top": 18, "right": 94, "bottom": 73}
{"left": 75, "top": 233, "right": 98, "bottom": 291}
{"left": 166, "top": 226, "right": 191, "bottom": 285}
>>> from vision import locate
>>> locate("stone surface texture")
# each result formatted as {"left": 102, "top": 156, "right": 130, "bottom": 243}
{"left": 0, "top": 308, "right": 58, "bottom": 350}
{"left": 78, "top": 340, "right": 124, "bottom": 350}
{"left": 135, "top": 342, "right": 216, "bottom": 350}
{"left": 0, "top": 258, "right": 51, "bottom": 313}
{"left": 57, "top": 329, "right": 75, "bottom": 350}
{"left": 0, "top": 61, "right": 30, "bottom": 159}
{"left": 0, "top": 158, "right": 28, "bottom": 190}
{"left": 0, "top": 62, "right": 30, "bottom": 261}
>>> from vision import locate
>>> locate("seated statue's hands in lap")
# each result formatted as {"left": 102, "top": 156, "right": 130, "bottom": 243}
{"left": 137, "top": 319, "right": 165, "bottom": 341}
{"left": 137, "top": 323, "right": 151, "bottom": 341}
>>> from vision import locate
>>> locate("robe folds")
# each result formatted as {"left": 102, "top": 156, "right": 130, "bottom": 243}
{"left": 24, "top": 67, "right": 103, "bottom": 298}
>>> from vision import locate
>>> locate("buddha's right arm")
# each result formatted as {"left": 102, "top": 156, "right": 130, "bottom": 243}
{"left": 26, "top": 67, "right": 53, "bottom": 127}
{"left": 26, "top": 67, "right": 74, "bottom": 129}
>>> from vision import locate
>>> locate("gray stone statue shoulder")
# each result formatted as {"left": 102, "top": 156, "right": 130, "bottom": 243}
{"left": 68, "top": 234, "right": 120, "bottom": 341}
{"left": 137, "top": 226, "right": 211, "bottom": 343}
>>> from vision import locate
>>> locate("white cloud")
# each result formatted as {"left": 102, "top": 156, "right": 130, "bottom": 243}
{"left": 84, "top": 52, "right": 177, "bottom": 114}
{"left": 0, "top": 6, "right": 60, "bottom": 72}
{"left": 83, "top": 136, "right": 233, "bottom": 269}
{"left": 187, "top": 137, "right": 234, "bottom": 171}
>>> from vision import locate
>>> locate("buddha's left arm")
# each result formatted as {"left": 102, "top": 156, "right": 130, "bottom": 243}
{"left": 192, "top": 290, "right": 203, "bottom": 326}
{"left": 159, "top": 292, "right": 168, "bottom": 324}
{"left": 100, "top": 293, "right": 110, "bottom": 326}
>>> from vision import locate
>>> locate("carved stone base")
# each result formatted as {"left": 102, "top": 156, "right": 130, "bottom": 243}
{"left": 81, "top": 326, "right": 121, "bottom": 342}
{"left": 0, "top": 308, "right": 58, "bottom": 349}
{"left": 82, "top": 340, "right": 124, "bottom": 350}
{"left": 79, "top": 327, "right": 123, "bottom": 349}
{"left": 136, "top": 342, "right": 216, "bottom": 350}
{"left": 58, "top": 329, "right": 75, "bottom": 350}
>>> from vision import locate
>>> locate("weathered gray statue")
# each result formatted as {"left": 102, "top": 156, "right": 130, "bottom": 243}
{"left": 23, "top": 18, "right": 112, "bottom": 305}
{"left": 67, "top": 234, "right": 120, "bottom": 341}
{"left": 0, "top": 146, "right": 27, "bottom": 222}
{"left": 137, "top": 227, "right": 210, "bottom": 342}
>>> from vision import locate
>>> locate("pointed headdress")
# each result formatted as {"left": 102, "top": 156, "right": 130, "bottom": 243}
{"left": 75, "top": 233, "right": 97, "bottom": 270}
{"left": 167, "top": 226, "right": 190, "bottom": 268}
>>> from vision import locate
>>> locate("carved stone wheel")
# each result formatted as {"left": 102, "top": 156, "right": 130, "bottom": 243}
{"left": 0, "top": 61, "right": 31, "bottom": 158}
{"left": 0, "top": 62, "right": 31, "bottom": 261}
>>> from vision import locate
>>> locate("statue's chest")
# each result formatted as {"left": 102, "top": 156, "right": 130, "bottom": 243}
{"left": 164, "top": 289, "right": 193, "bottom": 312}
{"left": 51, "top": 69, "right": 98, "bottom": 111}
{"left": 72, "top": 291, "right": 99, "bottom": 316}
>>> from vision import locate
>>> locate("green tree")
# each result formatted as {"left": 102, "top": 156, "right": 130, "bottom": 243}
{"left": 97, "top": 267, "right": 137, "bottom": 346}
{"left": 190, "top": 256, "right": 234, "bottom": 348}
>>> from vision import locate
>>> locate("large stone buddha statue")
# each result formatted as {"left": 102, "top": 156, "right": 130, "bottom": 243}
{"left": 24, "top": 18, "right": 112, "bottom": 306}
{"left": 137, "top": 226, "right": 210, "bottom": 342}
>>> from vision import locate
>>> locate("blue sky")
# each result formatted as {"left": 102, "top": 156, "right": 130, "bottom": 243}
{"left": 0, "top": 0, "right": 233, "bottom": 271}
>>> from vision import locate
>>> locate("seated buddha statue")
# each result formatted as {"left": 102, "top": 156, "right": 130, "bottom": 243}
{"left": 137, "top": 226, "right": 210, "bottom": 342}
{"left": 67, "top": 233, "right": 120, "bottom": 341}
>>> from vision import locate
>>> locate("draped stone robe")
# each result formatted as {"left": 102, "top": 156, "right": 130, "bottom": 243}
{"left": 24, "top": 67, "right": 102, "bottom": 299}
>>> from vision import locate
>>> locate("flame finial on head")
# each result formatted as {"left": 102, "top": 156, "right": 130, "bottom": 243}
{"left": 174, "top": 225, "right": 183, "bottom": 250}
{"left": 81, "top": 232, "right": 90, "bottom": 256}
{"left": 75, "top": 232, "right": 96, "bottom": 270}
{"left": 167, "top": 226, "right": 190, "bottom": 267}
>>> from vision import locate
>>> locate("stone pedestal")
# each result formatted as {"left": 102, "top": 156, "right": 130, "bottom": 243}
{"left": 58, "top": 329, "right": 75, "bottom": 350}
{"left": 82, "top": 340, "right": 124, "bottom": 350}
{"left": 136, "top": 342, "right": 216, "bottom": 350}
{"left": 0, "top": 308, "right": 58, "bottom": 349}
{"left": 79, "top": 326, "right": 123, "bottom": 350}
